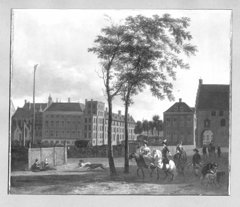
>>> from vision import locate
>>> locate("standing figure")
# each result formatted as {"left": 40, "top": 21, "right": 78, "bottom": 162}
{"left": 217, "top": 146, "right": 221, "bottom": 158}
{"left": 176, "top": 141, "right": 183, "bottom": 154}
{"left": 202, "top": 145, "right": 207, "bottom": 159}
{"left": 162, "top": 139, "right": 171, "bottom": 170}
{"left": 192, "top": 148, "right": 201, "bottom": 176}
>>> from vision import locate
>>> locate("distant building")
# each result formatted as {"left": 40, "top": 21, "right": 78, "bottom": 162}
{"left": 84, "top": 99, "right": 136, "bottom": 146}
{"left": 195, "top": 79, "right": 229, "bottom": 147}
{"left": 11, "top": 100, "right": 47, "bottom": 146}
{"left": 83, "top": 99, "right": 105, "bottom": 146}
{"left": 11, "top": 96, "right": 136, "bottom": 147}
{"left": 42, "top": 99, "right": 85, "bottom": 146}
{"left": 163, "top": 98, "right": 195, "bottom": 146}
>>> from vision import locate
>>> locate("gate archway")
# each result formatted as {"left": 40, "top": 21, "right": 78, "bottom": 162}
{"left": 201, "top": 129, "right": 213, "bottom": 146}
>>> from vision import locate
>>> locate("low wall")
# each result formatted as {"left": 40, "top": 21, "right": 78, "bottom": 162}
{"left": 28, "top": 146, "right": 67, "bottom": 169}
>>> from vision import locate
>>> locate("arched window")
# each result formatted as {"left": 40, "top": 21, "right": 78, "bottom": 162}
{"left": 220, "top": 119, "right": 226, "bottom": 127}
{"left": 204, "top": 119, "right": 210, "bottom": 127}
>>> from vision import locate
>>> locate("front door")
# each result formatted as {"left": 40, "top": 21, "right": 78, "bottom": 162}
{"left": 202, "top": 130, "right": 213, "bottom": 145}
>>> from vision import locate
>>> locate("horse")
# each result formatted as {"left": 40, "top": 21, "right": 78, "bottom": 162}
{"left": 152, "top": 149, "right": 176, "bottom": 181}
{"left": 173, "top": 149, "right": 187, "bottom": 175}
{"left": 129, "top": 152, "right": 156, "bottom": 179}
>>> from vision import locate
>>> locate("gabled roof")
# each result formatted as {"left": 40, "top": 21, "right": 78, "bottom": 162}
{"left": 45, "top": 102, "right": 85, "bottom": 112}
{"left": 104, "top": 111, "right": 135, "bottom": 123}
{"left": 23, "top": 103, "right": 48, "bottom": 112}
{"left": 164, "top": 101, "right": 194, "bottom": 113}
{"left": 196, "top": 84, "right": 229, "bottom": 110}
{"left": 12, "top": 107, "right": 32, "bottom": 119}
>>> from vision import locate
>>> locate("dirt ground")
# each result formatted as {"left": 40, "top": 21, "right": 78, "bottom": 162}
{"left": 10, "top": 154, "right": 229, "bottom": 195}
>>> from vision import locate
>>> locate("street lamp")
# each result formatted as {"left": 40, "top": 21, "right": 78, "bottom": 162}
{"left": 32, "top": 64, "right": 38, "bottom": 145}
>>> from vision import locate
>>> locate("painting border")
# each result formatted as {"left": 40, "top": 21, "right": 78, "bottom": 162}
{"left": 0, "top": 0, "right": 240, "bottom": 206}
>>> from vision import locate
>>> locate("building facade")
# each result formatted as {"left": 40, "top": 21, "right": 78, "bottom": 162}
{"left": 195, "top": 79, "right": 229, "bottom": 147}
{"left": 12, "top": 97, "right": 136, "bottom": 147}
{"left": 42, "top": 101, "right": 85, "bottom": 146}
{"left": 163, "top": 98, "right": 195, "bottom": 146}
{"left": 11, "top": 100, "right": 47, "bottom": 146}
{"left": 84, "top": 99, "right": 136, "bottom": 146}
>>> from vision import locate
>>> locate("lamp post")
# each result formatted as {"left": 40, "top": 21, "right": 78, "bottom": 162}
{"left": 32, "top": 64, "right": 38, "bottom": 145}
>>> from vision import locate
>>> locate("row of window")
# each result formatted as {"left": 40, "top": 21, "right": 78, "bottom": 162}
{"left": 45, "top": 114, "right": 82, "bottom": 120}
{"left": 92, "top": 134, "right": 135, "bottom": 144}
{"left": 45, "top": 130, "right": 81, "bottom": 137}
{"left": 45, "top": 120, "right": 81, "bottom": 128}
{"left": 43, "top": 140, "right": 74, "bottom": 145}
{"left": 204, "top": 119, "right": 226, "bottom": 127}
{"left": 211, "top": 110, "right": 224, "bottom": 116}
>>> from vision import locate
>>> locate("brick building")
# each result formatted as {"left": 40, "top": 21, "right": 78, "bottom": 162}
{"left": 195, "top": 79, "right": 229, "bottom": 147}
{"left": 42, "top": 100, "right": 85, "bottom": 146}
{"left": 11, "top": 100, "right": 47, "bottom": 146}
{"left": 163, "top": 98, "right": 195, "bottom": 146}
{"left": 12, "top": 97, "right": 136, "bottom": 147}
{"left": 84, "top": 99, "right": 136, "bottom": 146}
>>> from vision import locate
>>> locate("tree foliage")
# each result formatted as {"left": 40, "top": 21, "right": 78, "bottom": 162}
{"left": 89, "top": 13, "right": 197, "bottom": 175}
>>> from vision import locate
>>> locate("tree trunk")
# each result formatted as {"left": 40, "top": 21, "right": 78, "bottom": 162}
{"left": 124, "top": 97, "right": 130, "bottom": 173}
{"left": 107, "top": 99, "right": 117, "bottom": 176}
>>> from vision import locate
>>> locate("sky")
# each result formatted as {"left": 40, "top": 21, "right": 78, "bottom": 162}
{"left": 11, "top": 9, "right": 231, "bottom": 122}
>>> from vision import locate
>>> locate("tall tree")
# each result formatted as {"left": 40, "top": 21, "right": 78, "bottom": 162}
{"left": 88, "top": 24, "right": 131, "bottom": 176}
{"left": 156, "top": 120, "right": 163, "bottom": 136}
{"left": 117, "top": 14, "right": 197, "bottom": 173}
{"left": 148, "top": 121, "right": 154, "bottom": 135}
{"left": 153, "top": 115, "right": 162, "bottom": 136}
{"left": 134, "top": 121, "right": 143, "bottom": 134}
{"left": 142, "top": 120, "right": 149, "bottom": 136}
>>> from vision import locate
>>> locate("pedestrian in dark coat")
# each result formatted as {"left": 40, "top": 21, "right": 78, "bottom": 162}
{"left": 162, "top": 139, "right": 170, "bottom": 170}
{"left": 192, "top": 148, "right": 201, "bottom": 167}
{"left": 217, "top": 146, "right": 221, "bottom": 158}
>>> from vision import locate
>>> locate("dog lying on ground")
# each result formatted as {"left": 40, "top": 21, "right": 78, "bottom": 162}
{"left": 78, "top": 160, "right": 105, "bottom": 170}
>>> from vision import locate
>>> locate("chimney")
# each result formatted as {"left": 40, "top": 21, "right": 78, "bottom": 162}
{"left": 118, "top": 110, "right": 121, "bottom": 115}
{"left": 85, "top": 99, "right": 87, "bottom": 104}
{"left": 179, "top": 98, "right": 182, "bottom": 102}
{"left": 199, "top": 79, "right": 203, "bottom": 85}
{"left": 68, "top": 97, "right": 70, "bottom": 103}
{"left": 24, "top": 99, "right": 27, "bottom": 105}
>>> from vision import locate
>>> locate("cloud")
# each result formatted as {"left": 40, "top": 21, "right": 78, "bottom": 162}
{"left": 11, "top": 10, "right": 231, "bottom": 121}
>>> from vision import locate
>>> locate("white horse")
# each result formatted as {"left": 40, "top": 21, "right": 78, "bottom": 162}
{"left": 152, "top": 149, "right": 176, "bottom": 181}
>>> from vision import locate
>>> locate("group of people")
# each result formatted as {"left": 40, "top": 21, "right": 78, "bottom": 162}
{"left": 137, "top": 139, "right": 177, "bottom": 170}
{"left": 137, "top": 139, "right": 219, "bottom": 177}
{"left": 31, "top": 158, "right": 50, "bottom": 172}
{"left": 202, "top": 142, "right": 222, "bottom": 158}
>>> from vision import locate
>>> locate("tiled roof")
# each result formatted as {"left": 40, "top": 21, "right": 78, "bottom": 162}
{"left": 12, "top": 107, "right": 32, "bottom": 118}
{"left": 164, "top": 101, "right": 194, "bottom": 113}
{"left": 196, "top": 84, "right": 229, "bottom": 110}
{"left": 45, "top": 102, "right": 85, "bottom": 112}
{"left": 23, "top": 103, "right": 48, "bottom": 112}
{"left": 104, "top": 111, "right": 135, "bottom": 123}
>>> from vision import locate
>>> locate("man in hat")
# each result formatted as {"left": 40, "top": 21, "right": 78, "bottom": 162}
{"left": 162, "top": 139, "right": 170, "bottom": 170}
{"left": 139, "top": 140, "right": 153, "bottom": 166}
{"left": 192, "top": 149, "right": 201, "bottom": 167}
{"left": 140, "top": 140, "right": 151, "bottom": 156}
